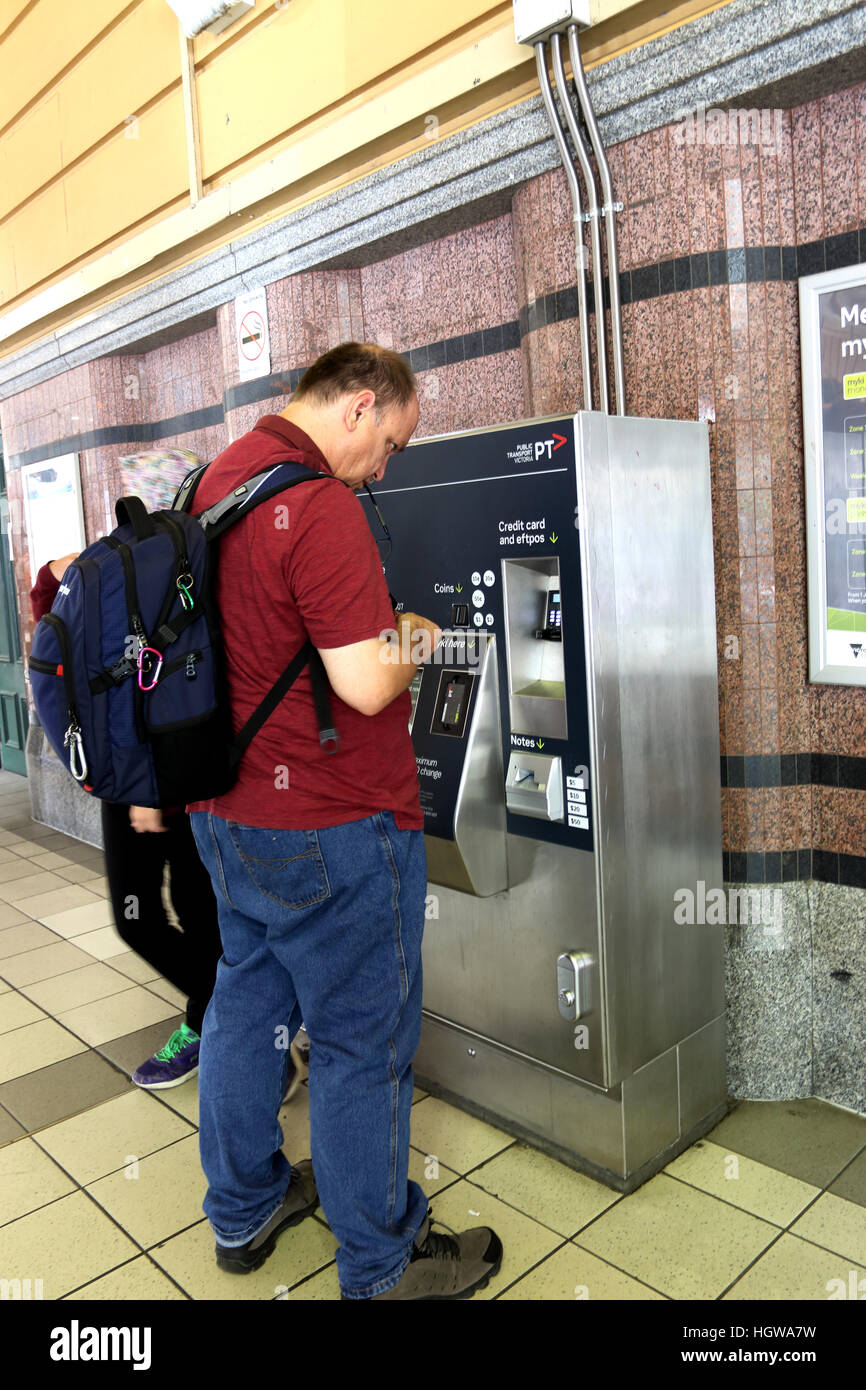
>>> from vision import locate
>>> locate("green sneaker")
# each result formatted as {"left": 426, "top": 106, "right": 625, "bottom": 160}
{"left": 133, "top": 1023, "right": 200, "bottom": 1089}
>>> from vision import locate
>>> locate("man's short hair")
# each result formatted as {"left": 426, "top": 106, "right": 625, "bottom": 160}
{"left": 293, "top": 342, "right": 416, "bottom": 414}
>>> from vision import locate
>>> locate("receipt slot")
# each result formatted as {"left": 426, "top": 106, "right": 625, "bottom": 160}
{"left": 362, "top": 412, "right": 725, "bottom": 1192}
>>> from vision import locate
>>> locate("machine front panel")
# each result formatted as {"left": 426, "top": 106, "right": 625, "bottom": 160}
{"left": 362, "top": 416, "right": 607, "bottom": 1084}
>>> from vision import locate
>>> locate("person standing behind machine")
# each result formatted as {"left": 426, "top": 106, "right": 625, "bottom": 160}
{"left": 186, "top": 343, "right": 503, "bottom": 1300}
{"left": 29, "top": 555, "right": 309, "bottom": 1099}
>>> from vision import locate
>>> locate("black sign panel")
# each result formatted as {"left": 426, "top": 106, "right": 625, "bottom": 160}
{"left": 361, "top": 416, "right": 593, "bottom": 850}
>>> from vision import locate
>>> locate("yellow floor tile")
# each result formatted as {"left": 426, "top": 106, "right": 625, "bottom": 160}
{"left": 0, "top": 859, "right": 53, "bottom": 885}
{"left": 0, "top": 978, "right": 10, "bottom": 994}
{"left": 37, "top": 900, "right": 114, "bottom": 938}
{"left": 63, "top": 1256, "right": 187, "bottom": 1301}
{"left": 418, "top": 1178, "right": 561, "bottom": 1300}
{"left": 145, "top": 979, "right": 187, "bottom": 1011}
{"left": 665, "top": 1139, "right": 821, "bottom": 1226}
{"left": 723, "top": 1232, "right": 866, "bottom": 1300}
{"left": 576, "top": 1173, "right": 780, "bottom": 1300}
{"left": 0, "top": 1136, "right": 77, "bottom": 1224}
{"left": 86, "top": 1135, "right": 207, "bottom": 1248}
{"left": 500, "top": 1242, "right": 667, "bottom": 1300}
{"left": 109, "top": 952, "right": 162, "bottom": 984}
{"left": 789, "top": 1192, "right": 866, "bottom": 1267}
{"left": 409, "top": 1096, "right": 514, "bottom": 1172}
{"left": 0, "top": 904, "right": 31, "bottom": 930}
{"left": 83, "top": 877, "right": 110, "bottom": 898}
{"left": 0, "top": 991, "right": 47, "bottom": 1033}
{"left": 0, "top": 1190, "right": 138, "bottom": 1299}
{"left": 0, "top": 922, "right": 60, "bottom": 960}
{"left": 150, "top": 1213, "right": 337, "bottom": 1300}
{"left": 56, "top": 987, "right": 177, "bottom": 1046}
{"left": 0, "top": 939, "right": 97, "bottom": 986}
{"left": 1, "top": 872, "right": 78, "bottom": 905}
{"left": 283, "top": 1262, "right": 340, "bottom": 1299}
{"left": 36, "top": 1089, "right": 196, "bottom": 1185}
{"left": 0, "top": 1017, "right": 87, "bottom": 1084}
{"left": 69, "top": 925, "right": 131, "bottom": 960}
{"left": 153, "top": 1077, "right": 200, "bottom": 1126}
{"left": 408, "top": 1147, "right": 460, "bottom": 1196}
{"left": 28, "top": 853, "right": 74, "bottom": 871}
{"left": 5, "top": 840, "right": 52, "bottom": 859}
{"left": 16, "top": 886, "right": 105, "bottom": 922}
{"left": 469, "top": 1143, "right": 621, "bottom": 1236}
{"left": 54, "top": 864, "right": 104, "bottom": 886}
{"left": 18, "top": 962, "right": 134, "bottom": 1014}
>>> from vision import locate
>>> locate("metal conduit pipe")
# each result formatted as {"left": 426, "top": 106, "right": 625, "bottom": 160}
{"left": 534, "top": 40, "right": 593, "bottom": 412}
{"left": 567, "top": 23, "right": 626, "bottom": 416}
{"left": 550, "top": 31, "right": 608, "bottom": 415}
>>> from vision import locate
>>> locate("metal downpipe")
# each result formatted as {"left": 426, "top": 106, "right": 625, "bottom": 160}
{"left": 567, "top": 23, "right": 626, "bottom": 415}
{"left": 534, "top": 40, "right": 593, "bottom": 412}
{"left": 550, "top": 30, "right": 608, "bottom": 415}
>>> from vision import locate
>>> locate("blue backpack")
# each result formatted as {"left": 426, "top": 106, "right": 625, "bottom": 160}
{"left": 29, "top": 461, "right": 339, "bottom": 807}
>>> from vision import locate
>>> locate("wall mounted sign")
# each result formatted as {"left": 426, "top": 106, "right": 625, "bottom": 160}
{"left": 21, "top": 454, "right": 87, "bottom": 584}
{"left": 801, "top": 263, "right": 866, "bottom": 685}
{"left": 234, "top": 287, "right": 271, "bottom": 383}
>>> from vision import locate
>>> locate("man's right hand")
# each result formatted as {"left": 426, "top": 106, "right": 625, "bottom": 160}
{"left": 319, "top": 612, "right": 442, "bottom": 718}
{"left": 396, "top": 611, "right": 442, "bottom": 666}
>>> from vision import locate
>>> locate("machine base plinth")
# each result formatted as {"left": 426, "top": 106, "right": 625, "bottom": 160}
{"left": 414, "top": 1014, "right": 731, "bottom": 1193}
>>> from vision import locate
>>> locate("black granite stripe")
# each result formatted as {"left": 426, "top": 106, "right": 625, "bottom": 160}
{"left": 514, "top": 226, "right": 866, "bottom": 342}
{"left": 722, "top": 848, "right": 866, "bottom": 885}
{"left": 723, "top": 752, "right": 866, "bottom": 790}
{"left": 7, "top": 406, "right": 225, "bottom": 470}
{"left": 151, "top": 405, "right": 224, "bottom": 439}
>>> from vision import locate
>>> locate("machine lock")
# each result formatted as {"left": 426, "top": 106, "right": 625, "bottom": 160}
{"left": 556, "top": 952, "right": 594, "bottom": 1020}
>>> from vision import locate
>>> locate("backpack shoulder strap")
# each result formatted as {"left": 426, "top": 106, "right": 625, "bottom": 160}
{"left": 172, "top": 463, "right": 209, "bottom": 513}
{"left": 190, "top": 458, "right": 343, "bottom": 758}
{"left": 190, "top": 462, "right": 338, "bottom": 540}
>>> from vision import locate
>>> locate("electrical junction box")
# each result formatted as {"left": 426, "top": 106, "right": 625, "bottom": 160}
{"left": 513, "top": 0, "right": 591, "bottom": 46}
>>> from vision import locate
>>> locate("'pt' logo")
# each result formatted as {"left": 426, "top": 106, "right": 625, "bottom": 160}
{"left": 534, "top": 434, "right": 568, "bottom": 461}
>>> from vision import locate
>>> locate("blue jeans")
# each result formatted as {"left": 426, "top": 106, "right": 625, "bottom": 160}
{"left": 189, "top": 810, "right": 429, "bottom": 1299}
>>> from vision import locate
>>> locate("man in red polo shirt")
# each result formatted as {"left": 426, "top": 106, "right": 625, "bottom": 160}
{"left": 187, "top": 343, "right": 502, "bottom": 1300}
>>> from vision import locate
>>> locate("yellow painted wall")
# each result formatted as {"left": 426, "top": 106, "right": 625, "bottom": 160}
{"left": 0, "top": 0, "right": 732, "bottom": 353}
{"left": 194, "top": 0, "right": 501, "bottom": 180}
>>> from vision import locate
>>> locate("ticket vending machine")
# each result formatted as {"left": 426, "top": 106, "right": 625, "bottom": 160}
{"left": 362, "top": 411, "right": 726, "bottom": 1191}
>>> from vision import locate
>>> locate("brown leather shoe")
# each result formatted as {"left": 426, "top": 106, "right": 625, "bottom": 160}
{"left": 369, "top": 1212, "right": 503, "bottom": 1300}
{"left": 215, "top": 1160, "right": 318, "bottom": 1273}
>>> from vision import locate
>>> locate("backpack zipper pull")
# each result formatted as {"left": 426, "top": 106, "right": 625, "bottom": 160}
{"left": 177, "top": 567, "right": 194, "bottom": 611}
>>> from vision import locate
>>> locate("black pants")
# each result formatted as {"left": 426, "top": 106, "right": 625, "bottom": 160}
{"left": 101, "top": 800, "right": 222, "bottom": 1035}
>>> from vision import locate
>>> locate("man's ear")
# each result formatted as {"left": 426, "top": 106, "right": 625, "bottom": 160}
{"left": 344, "top": 389, "right": 376, "bottom": 430}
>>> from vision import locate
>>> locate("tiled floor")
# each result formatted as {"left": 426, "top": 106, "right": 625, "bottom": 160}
{"left": 0, "top": 770, "right": 865, "bottom": 1301}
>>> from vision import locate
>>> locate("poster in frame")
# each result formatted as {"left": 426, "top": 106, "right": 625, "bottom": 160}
{"left": 21, "top": 454, "right": 87, "bottom": 585}
{"left": 800, "top": 263, "right": 866, "bottom": 685}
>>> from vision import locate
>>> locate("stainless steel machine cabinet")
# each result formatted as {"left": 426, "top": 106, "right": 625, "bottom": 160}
{"left": 361, "top": 411, "right": 726, "bottom": 1192}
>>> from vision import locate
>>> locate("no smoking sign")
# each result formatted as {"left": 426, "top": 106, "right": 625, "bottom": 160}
{"left": 234, "top": 288, "right": 271, "bottom": 382}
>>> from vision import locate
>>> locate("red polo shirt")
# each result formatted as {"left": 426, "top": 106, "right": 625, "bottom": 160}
{"left": 186, "top": 415, "right": 422, "bottom": 830}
